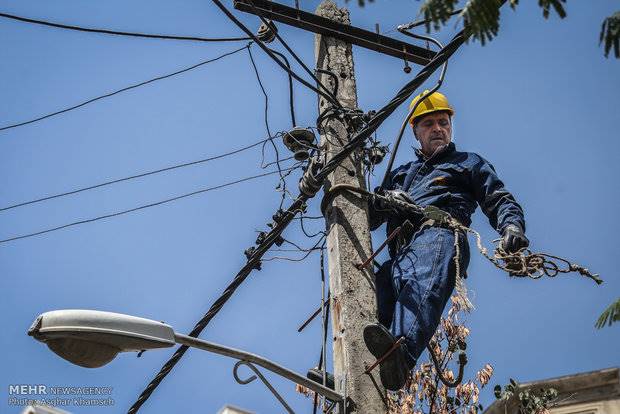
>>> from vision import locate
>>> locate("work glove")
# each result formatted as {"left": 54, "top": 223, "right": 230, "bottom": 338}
{"left": 375, "top": 189, "right": 414, "bottom": 211}
{"left": 500, "top": 224, "right": 529, "bottom": 253}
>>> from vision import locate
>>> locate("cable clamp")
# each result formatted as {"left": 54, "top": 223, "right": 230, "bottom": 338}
{"left": 299, "top": 156, "right": 324, "bottom": 197}
{"left": 244, "top": 246, "right": 262, "bottom": 271}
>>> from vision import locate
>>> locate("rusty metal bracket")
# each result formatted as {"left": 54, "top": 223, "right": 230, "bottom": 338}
{"left": 233, "top": 0, "right": 436, "bottom": 66}
{"left": 356, "top": 219, "right": 413, "bottom": 270}
{"left": 363, "top": 336, "right": 405, "bottom": 375}
{"left": 356, "top": 225, "right": 401, "bottom": 270}
{"left": 297, "top": 298, "right": 329, "bottom": 333}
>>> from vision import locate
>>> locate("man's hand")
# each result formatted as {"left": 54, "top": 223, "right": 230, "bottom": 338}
{"left": 373, "top": 189, "right": 414, "bottom": 211}
{"left": 501, "top": 224, "right": 529, "bottom": 253}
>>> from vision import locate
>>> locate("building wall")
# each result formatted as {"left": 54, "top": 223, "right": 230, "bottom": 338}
{"left": 550, "top": 398, "right": 620, "bottom": 414}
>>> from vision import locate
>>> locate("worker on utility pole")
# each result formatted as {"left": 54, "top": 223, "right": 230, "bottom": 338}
{"left": 365, "top": 90, "right": 529, "bottom": 391}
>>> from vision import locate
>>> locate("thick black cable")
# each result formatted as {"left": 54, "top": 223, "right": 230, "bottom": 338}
{"left": 208, "top": 0, "right": 341, "bottom": 108}
{"left": 0, "top": 167, "right": 297, "bottom": 245}
{"left": 127, "top": 194, "right": 309, "bottom": 413}
{"left": 0, "top": 43, "right": 250, "bottom": 132}
{"left": 0, "top": 136, "right": 271, "bottom": 212}
{"left": 315, "top": 69, "right": 339, "bottom": 98}
{"left": 127, "top": 30, "right": 466, "bottom": 414}
{"left": 0, "top": 12, "right": 251, "bottom": 42}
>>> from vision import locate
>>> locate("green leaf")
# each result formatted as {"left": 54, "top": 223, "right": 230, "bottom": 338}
{"left": 419, "top": 0, "right": 460, "bottom": 32}
{"left": 599, "top": 12, "right": 620, "bottom": 59}
{"left": 595, "top": 297, "right": 620, "bottom": 328}
{"left": 461, "top": 0, "right": 504, "bottom": 45}
{"left": 538, "top": 0, "right": 567, "bottom": 19}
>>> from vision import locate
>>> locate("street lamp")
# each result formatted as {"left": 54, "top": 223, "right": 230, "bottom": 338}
{"left": 27, "top": 309, "right": 175, "bottom": 368}
{"left": 28, "top": 309, "right": 343, "bottom": 407}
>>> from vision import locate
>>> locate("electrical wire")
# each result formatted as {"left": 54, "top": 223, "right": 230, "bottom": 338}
{"left": 245, "top": 0, "right": 339, "bottom": 105}
{"left": 262, "top": 233, "right": 325, "bottom": 262}
{"left": 0, "top": 135, "right": 272, "bottom": 212}
{"left": 247, "top": 46, "right": 296, "bottom": 210}
{"left": 268, "top": 49, "right": 296, "bottom": 127}
{"left": 0, "top": 167, "right": 297, "bottom": 245}
{"left": 208, "top": 0, "right": 341, "bottom": 108}
{"left": 0, "top": 43, "right": 250, "bottom": 132}
{"left": 127, "top": 194, "right": 310, "bottom": 414}
{"left": 298, "top": 213, "right": 327, "bottom": 239}
{"left": 247, "top": 45, "right": 273, "bottom": 138}
{"left": 0, "top": 11, "right": 251, "bottom": 42}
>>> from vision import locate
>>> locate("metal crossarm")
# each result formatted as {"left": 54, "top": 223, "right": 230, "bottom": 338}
{"left": 233, "top": 0, "right": 436, "bottom": 66}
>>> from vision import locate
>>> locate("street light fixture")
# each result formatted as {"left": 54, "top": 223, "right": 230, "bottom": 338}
{"left": 28, "top": 309, "right": 343, "bottom": 407}
{"left": 28, "top": 310, "right": 175, "bottom": 368}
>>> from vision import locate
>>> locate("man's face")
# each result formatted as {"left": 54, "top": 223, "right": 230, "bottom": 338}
{"left": 413, "top": 111, "right": 452, "bottom": 157}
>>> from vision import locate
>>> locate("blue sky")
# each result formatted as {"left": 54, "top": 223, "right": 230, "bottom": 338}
{"left": 1, "top": 0, "right": 618, "bottom": 413}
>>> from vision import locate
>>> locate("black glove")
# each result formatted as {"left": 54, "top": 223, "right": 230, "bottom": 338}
{"left": 501, "top": 224, "right": 529, "bottom": 253}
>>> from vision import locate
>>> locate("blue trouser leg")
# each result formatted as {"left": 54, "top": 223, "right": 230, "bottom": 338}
{"left": 390, "top": 227, "right": 470, "bottom": 366}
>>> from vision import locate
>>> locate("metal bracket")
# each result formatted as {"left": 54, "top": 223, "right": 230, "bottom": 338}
{"left": 233, "top": 360, "right": 295, "bottom": 413}
{"left": 174, "top": 333, "right": 344, "bottom": 405}
{"left": 233, "top": 0, "right": 436, "bottom": 66}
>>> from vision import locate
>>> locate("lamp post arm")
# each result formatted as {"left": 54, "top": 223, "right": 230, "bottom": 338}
{"left": 173, "top": 333, "right": 343, "bottom": 403}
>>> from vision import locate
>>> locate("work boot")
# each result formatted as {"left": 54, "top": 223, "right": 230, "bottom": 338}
{"left": 363, "top": 323, "right": 409, "bottom": 391}
{"left": 306, "top": 368, "right": 335, "bottom": 390}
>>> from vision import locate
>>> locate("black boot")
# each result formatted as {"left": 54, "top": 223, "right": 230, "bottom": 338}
{"left": 306, "top": 368, "right": 335, "bottom": 390}
{"left": 363, "top": 323, "right": 409, "bottom": 391}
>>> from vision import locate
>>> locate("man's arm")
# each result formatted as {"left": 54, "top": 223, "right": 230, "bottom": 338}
{"left": 471, "top": 156, "right": 528, "bottom": 251}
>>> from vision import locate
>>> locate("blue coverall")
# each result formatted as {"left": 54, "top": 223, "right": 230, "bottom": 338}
{"left": 369, "top": 142, "right": 525, "bottom": 366}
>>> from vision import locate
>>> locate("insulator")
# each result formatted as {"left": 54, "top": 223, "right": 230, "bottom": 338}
{"left": 368, "top": 145, "right": 387, "bottom": 165}
{"left": 299, "top": 156, "right": 324, "bottom": 197}
{"left": 283, "top": 127, "right": 316, "bottom": 161}
{"left": 257, "top": 20, "right": 277, "bottom": 43}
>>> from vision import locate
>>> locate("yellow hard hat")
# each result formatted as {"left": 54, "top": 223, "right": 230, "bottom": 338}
{"left": 408, "top": 90, "right": 454, "bottom": 126}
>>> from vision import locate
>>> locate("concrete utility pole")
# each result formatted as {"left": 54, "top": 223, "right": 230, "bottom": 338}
{"left": 315, "top": 1, "right": 386, "bottom": 412}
